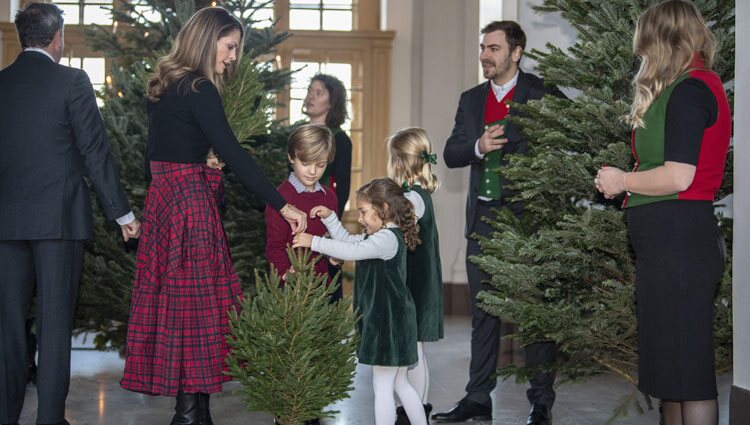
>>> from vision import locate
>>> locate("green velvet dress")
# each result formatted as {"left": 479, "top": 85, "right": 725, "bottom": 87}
{"left": 407, "top": 186, "right": 444, "bottom": 341}
{"left": 354, "top": 228, "right": 418, "bottom": 366}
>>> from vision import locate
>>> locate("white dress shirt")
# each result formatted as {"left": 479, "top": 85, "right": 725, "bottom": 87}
{"left": 24, "top": 47, "right": 54, "bottom": 62}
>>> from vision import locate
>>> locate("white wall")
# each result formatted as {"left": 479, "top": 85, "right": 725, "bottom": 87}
{"left": 0, "top": 0, "right": 18, "bottom": 22}
{"left": 387, "top": 0, "right": 577, "bottom": 284}
{"left": 387, "top": 0, "right": 479, "bottom": 284}
{"left": 514, "top": 0, "right": 576, "bottom": 73}
{"left": 733, "top": 0, "right": 750, "bottom": 392}
{"left": 0, "top": 0, "right": 20, "bottom": 63}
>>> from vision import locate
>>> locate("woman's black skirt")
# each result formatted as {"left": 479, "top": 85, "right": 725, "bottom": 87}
{"left": 627, "top": 200, "right": 723, "bottom": 400}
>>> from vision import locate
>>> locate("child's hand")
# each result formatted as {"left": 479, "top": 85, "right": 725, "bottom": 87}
{"left": 206, "top": 149, "right": 225, "bottom": 170}
{"left": 310, "top": 205, "right": 333, "bottom": 219}
{"left": 282, "top": 266, "right": 296, "bottom": 281}
{"left": 292, "top": 232, "right": 314, "bottom": 248}
{"left": 329, "top": 257, "right": 342, "bottom": 266}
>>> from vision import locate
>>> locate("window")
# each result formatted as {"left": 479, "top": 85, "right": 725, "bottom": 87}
{"left": 54, "top": 0, "right": 113, "bottom": 25}
{"left": 62, "top": 57, "right": 107, "bottom": 105}
{"left": 240, "top": 1, "right": 275, "bottom": 28}
{"left": 289, "top": 0, "right": 355, "bottom": 31}
{"left": 289, "top": 59, "right": 362, "bottom": 210}
{"left": 130, "top": 0, "right": 162, "bottom": 24}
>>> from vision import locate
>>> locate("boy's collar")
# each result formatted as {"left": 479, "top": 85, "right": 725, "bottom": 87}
{"left": 289, "top": 172, "right": 326, "bottom": 194}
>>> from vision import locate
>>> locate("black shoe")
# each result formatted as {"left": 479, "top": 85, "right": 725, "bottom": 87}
{"left": 527, "top": 404, "right": 552, "bottom": 425}
{"left": 198, "top": 393, "right": 214, "bottom": 425}
{"left": 171, "top": 391, "right": 200, "bottom": 425}
{"left": 395, "top": 403, "right": 434, "bottom": 425}
{"left": 395, "top": 406, "right": 409, "bottom": 425}
{"left": 431, "top": 398, "right": 491, "bottom": 423}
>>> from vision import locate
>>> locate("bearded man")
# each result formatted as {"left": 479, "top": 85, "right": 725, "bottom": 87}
{"left": 433, "top": 20, "right": 565, "bottom": 425}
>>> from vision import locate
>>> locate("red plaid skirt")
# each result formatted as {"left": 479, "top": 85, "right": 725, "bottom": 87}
{"left": 121, "top": 161, "right": 241, "bottom": 396}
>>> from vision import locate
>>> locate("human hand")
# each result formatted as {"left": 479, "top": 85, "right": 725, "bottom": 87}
{"left": 310, "top": 205, "right": 333, "bottom": 219}
{"left": 478, "top": 124, "right": 507, "bottom": 155}
{"left": 120, "top": 219, "right": 141, "bottom": 241}
{"left": 206, "top": 149, "right": 225, "bottom": 170}
{"left": 280, "top": 204, "right": 307, "bottom": 234}
{"left": 595, "top": 166, "right": 627, "bottom": 199}
{"left": 282, "top": 266, "right": 296, "bottom": 281}
{"left": 329, "top": 257, "right": 342, "bottom": 266}
{"left": 292, "top": 233, "right": 314, "bottom": 249}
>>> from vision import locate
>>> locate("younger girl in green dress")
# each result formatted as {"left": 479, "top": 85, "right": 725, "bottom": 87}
{"left": 387, "top": 128, "right": 444, "bottom": 422}
{"left": 292, "top": 178, "right": 427, "bottom": 425}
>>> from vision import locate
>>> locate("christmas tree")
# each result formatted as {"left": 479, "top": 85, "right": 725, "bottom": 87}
{"left": 471, "top": 0, "right": 734, "bottom": 419}
{"left": 74, "top": 0, "right": 292, "bottom": 350}
{"left": 226, "top": 249, "right": 359, "bottom": 424}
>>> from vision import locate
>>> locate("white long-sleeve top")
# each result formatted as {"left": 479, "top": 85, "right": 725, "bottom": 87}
{"left": 311, "top": 213, "right": 398, "bottom": 261}
{"left": 403, "top": 184, "right": 425, "bottom": 219}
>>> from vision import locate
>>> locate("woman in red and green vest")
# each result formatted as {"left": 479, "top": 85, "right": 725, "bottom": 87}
{"left": 596, "top": 2, "right": 730, "bottom": 424}
{"left": 303, "top": 73, "right": 353, "bottom": 304}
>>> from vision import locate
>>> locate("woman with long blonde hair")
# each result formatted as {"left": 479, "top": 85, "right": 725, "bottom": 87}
{"left": 386, "top": 128, "right": 442, "bottom": 423}
{"left": 120, "top": 7, "right": 306, "bottom": 424}
{"left": 596, "top": 2, "right": 730, "bottom": 424}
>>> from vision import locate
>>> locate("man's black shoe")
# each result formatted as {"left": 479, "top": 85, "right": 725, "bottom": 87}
{"left": 527, "top": 404, "right": 552, "bottom": 425}
{"left": 431, "top": 398, "right": 491, "bottom": 423}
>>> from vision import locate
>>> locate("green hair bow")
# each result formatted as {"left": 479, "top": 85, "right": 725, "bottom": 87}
{"left": 421, "top": 150, "right": 437, "bottom": 165}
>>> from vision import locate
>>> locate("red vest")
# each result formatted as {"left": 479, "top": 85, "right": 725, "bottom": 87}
{"left": 484, "top": 86, "right": 515, "bottom": 125}
{"left": 679, "top": 68, "right": 731, "bottom": 201}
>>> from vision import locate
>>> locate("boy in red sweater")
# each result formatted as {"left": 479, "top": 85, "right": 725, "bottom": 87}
{"left": 265, "top": 124, "right": 339, "bottom": 293}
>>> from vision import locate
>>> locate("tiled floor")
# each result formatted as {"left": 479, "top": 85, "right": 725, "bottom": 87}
{"left": 19, "top": 315, "right": 730, "bottom": 424}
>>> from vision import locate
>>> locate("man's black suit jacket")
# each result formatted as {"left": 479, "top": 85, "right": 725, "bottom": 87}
{"left": 443, "top": 69, "right": 564, "bottom": 237}
{"left": 0, "top": 51, "right": 130, "bottom": 240}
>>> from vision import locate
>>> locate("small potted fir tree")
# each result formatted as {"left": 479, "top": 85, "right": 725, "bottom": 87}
{"left": 226, "top": 249, "right": 359, "bottom": 424}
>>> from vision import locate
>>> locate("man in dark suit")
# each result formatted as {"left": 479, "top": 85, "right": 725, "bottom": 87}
{"left": 432, "top": 21, "right": 562, "bottom": 425}
{"left": 0, "top": 4, "right": 140, "bottom": 425}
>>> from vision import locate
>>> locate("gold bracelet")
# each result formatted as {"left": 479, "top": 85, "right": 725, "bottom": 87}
{"left": 280, "top": 203, "right": 291, "bottom": 216}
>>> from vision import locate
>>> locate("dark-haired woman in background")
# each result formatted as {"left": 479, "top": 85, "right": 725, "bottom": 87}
{"left": 303, "top": 73, "right": 353, "bottom": 302}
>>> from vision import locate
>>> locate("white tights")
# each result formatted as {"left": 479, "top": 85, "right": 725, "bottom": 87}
{"left": 407, "top": 342, "right": 429, "bottom": 403}
{"left": 372, "top": 365, "right": 427, "bottom": 425}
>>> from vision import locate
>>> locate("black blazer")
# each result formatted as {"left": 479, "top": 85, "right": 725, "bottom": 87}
{"left": 444, "top": 70, "right": 564, "bottom": 236}
{"left": 0, "top": 51, "right": 131, "bottom": 240}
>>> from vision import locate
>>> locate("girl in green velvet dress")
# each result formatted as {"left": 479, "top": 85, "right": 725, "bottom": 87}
{"left": 387, "top": 128, "right": 444, "bottom": 422}
{"left": 292, "top": 178, "right": 428, "bottom": 425}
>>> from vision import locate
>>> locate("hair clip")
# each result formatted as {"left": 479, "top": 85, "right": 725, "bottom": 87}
{"left": 421, "top": 150, "right": 437, "bottom": 165}
{"left": 401, "top": 181, "right": 412, "bottom": 193}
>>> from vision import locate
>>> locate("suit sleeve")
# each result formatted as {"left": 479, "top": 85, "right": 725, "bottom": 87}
{"left": 265, "top": 200, "right": 293, "bottom": 279}
{"left": 444, "top": 92, "right": 481, "bottom": 168}
{"left": 68, "top": 70, "right": 131, "bottom": 221}
{"left": 187, "top": 80, "right": 286, "bottom": 211}
{"left": 333, "top": 131, "right": 352, "bottom": 215}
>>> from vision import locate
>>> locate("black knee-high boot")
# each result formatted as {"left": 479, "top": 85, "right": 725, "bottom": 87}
{"left": 171, "top": 391, "right": 200, "bottom": 425}
{"left": 198, "top": 393, "right": 214, "bottom": 425}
